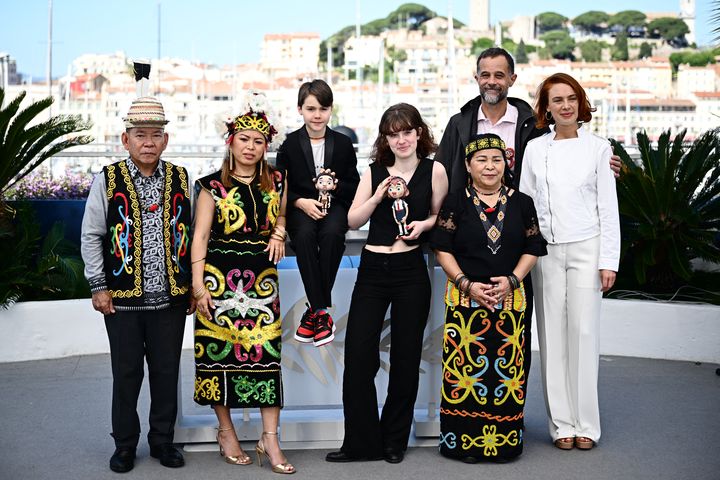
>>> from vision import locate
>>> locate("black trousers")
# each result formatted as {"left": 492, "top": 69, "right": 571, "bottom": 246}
{"left": 104, "top": 304, "right": 186, "bottom": 448}
{"left": 287, "top": 204, "right": 348, "bottom": 310}
{"left": 341, "top": 248, "right": 431, "bottom": 456}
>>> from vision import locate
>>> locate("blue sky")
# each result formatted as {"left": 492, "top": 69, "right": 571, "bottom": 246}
{"left": 2, "top": 0, "right": 716, "bottom": 79}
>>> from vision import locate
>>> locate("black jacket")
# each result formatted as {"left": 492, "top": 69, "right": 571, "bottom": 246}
{"left": 434, "top": 95, "right": 548, "bottom": 192}
{"left": 275, "top": 126, "right": 360, "bottom": 210}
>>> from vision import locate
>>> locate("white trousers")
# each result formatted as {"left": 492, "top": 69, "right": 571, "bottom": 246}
{"left": 532, "top": 235, "right": 602, "bottom": 442}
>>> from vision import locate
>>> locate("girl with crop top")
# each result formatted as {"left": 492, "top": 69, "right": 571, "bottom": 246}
{"left": 325, "top": 103, "right": 448, "bottom": 464}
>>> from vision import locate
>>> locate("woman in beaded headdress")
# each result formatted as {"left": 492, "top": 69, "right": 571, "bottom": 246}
{"left": 190, "top": 91, "right": 295, "bottom": 474}
{"left": 430, "top": 132, "right": 547, "bottom": 463}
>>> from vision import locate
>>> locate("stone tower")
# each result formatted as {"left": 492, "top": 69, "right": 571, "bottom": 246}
{"left": 470, "top": 0, "right": 490, "bottom": 32}
{"left": 680, "top": 0, "right": 695, "bottom": 44}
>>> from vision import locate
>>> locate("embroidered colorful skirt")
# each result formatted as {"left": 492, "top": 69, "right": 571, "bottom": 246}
{"left": 193, "top": 251, "right": 283, "bottom": 408}
{"left": 439, "top": 280, "right": 528, "bottom": 461}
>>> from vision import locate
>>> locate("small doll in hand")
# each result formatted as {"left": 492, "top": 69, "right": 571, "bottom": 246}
{"left": 387, "top": 176, "right": 410, "bottom": 237}
{"left": 314, "top": 168, "right": 338, "bottom": 215}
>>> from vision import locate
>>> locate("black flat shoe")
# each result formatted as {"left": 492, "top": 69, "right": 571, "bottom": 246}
{"left": 150, "top": 444, "right": 185, "bottom": 468}
{"left": 383, "top": 448, "right": 404, "bottom": 464}
{"left": 325, "top": 451, "right": 382, "bottom": 462}
{"left": 109, "top": 447, "right": 136, "bottom": 473}
{"left": 460, "top": 456, "right": 479, "bottom": 464}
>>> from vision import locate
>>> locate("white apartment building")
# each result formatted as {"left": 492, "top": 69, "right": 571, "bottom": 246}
{"left": 260, "top": 33, "right": 320, "bottom": 80}
{"left": 342, "top": 35, "right": 384, "bottom": 70}
{"left": 677, "top": 65, "right": 719, "bottom": 97}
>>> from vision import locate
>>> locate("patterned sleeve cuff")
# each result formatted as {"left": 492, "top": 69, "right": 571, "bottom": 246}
{"left": 88, "top": 275, "right": 107, "bottom": 293}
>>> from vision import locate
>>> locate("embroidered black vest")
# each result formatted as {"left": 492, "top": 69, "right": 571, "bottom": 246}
{"left": 102, "top": 160, "right": 191, "bottom": 307}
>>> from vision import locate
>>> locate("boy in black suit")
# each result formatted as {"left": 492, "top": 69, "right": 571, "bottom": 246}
{"left": 275, "top": 80, "right": 360, "bottom": 346}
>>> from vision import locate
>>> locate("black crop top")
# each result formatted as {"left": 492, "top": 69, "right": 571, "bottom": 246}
{"left": 366, "top": 158, "right": 434, "bottom": 246}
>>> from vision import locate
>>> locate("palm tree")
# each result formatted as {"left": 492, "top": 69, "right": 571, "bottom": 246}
{"left": 0, "top": 87, "right": 93, "bottom": 213}
{"left": 714, "top": 0, "right": 720, "bottom": 43}
{"left": 610, "top": 129, "right": 720, "bottom": 291}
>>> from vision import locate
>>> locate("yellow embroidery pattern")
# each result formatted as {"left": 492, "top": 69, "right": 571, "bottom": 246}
{"left": 194, "top": 376, "right": 221, "bottom": 402}
{"left": 461, "top": 425, "right": 519, "bottom": 456}
{"left": 110, "top": 161, "right": 143, "bottom": 298}
{"left": 441, "top": 306, "right": 491, "bottom": 406}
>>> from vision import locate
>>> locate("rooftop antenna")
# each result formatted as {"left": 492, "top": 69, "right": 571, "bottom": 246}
{"left": 156, "top": 1, "right": 161, "bottom": 95}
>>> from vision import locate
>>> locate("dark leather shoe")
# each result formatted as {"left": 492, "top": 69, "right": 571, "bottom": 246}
{"left": 149, "top": 444, "right": 185, "bottom": 468}
{"left": 460, "top": 456, "right": 479, "bottom": 464}
{"left": 109, "top": 447, "right": 136, "bottom": 473}
{"left": 325, "top": 450, "right": 382, "bottom": 462}
{"left": 383, "top": 448, "right": 404, "bottom": 464}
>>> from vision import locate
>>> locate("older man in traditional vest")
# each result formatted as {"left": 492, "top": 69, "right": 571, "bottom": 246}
{"left": 81, "top": 97, "right": 194, "bottom": 473}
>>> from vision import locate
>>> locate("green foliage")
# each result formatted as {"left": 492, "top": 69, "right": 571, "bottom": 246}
{"left": 0, "top": 203, "right": 88, "bottom": 307}
{"left": 391, "top": 3, "right": 436, "bottom": 28}
{"left": 579, "top": 40, "right": 604, "bottom": 62}
{"left": 638, "top": 42, "right": 653, "bottom": 59}
{"left": 612, "top": 32, "right": 629, "bottom": 61}
{"left": 713, "top": 0, "right": 720, "bottom": 43}
{"left": 610, "top": 129, "right": 720, "bottom": 291}
{"left": 0, "top": 88, "right": 93, "bottom": 202}
{"left": 501, "top": 39, "right": 517, "bottom": 54}
{"left": 541, "top": 31, "right": 576, "bottom": 60}
{"left": 608, "top": 10, "right": 646, "bottom": 31}
{"left": 536, "top": 12, "right": 568, "bottom": 33}
{"left": 386, "top": 45, "right": 407, "bottom": 64}
{"left": 647, "top": 17, "right": 689, "bottom": 47}
{"left": 573, "top": 11, "right": 610, "bottom": 34}
{"left": 669, "top": 50, "right": 718, "bottom": 73}
{"left": 472, "top": 37, "right": 495, "bottom": 56}
{"left": 515, "top": 40, "right": 528, "bottom": 64}
{"left": 322, "top": 3, "right": 444, "bottom": 65}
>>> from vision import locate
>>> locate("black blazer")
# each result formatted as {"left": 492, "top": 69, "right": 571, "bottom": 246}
{"left": 275, "top": 126, "right": 360, "bottom": 210}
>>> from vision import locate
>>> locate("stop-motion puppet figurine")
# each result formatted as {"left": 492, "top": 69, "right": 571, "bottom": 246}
{"left": 314, "top": 168, "right": 338, "bottom": 215}
{"left": 387, "top": 176, "right": 410, "bottom": 237}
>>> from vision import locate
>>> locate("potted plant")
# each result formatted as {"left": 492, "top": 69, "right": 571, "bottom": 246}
{"left": 6, "top": 169, "right": 93, "bottom": 246}
{"left": 0, "top": 87, "right": 93, "bottom": 307}
{"left": 610, "top": 128, "right": 720, "bottom": 302}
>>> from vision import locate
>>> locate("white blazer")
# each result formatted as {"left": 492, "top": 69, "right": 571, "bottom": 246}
{"left": 520, "top": 125, "right": 620, "bottom": 271}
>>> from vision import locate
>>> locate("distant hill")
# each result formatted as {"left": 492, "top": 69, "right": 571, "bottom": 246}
{"left": 320, "top": 2, "right": 465, "bottom": 67}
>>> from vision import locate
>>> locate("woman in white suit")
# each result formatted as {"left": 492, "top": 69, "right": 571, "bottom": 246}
{"left": 520, "top": 72, "right": 620, "bottom": 451}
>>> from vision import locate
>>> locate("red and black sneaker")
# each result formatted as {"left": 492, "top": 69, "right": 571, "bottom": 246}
{"left": 313, "top": 309, "right": 336, "bottom": 347}
{"left": 294, "top": 303, "right": 316, "bottom": 343}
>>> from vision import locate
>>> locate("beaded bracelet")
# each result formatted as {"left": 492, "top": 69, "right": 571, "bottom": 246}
{"left": 507, "top": 274, "right": 520, "bottom": 290}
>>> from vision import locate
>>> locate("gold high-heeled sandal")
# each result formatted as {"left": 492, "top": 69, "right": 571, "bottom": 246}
{"left": 255, "top": 431, "right": 296, "bottom": 474}
{"left": 217, "top": 426, "right": 252, "bottom": 465}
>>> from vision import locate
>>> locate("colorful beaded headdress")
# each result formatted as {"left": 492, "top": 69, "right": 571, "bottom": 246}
{"left": 225, "top": 90, "right": 284, "bottom": 150}
{"left": 464, "top": 133, "right": 507, "bottom": 158}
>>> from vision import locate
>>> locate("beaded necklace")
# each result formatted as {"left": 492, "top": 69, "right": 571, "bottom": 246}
{"left": 468, "top": 185, "right": 508, "bottom": 255}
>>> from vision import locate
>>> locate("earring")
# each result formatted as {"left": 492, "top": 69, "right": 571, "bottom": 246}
{"left": 229, "top": 150, "right": 234, "bottom": 172}
{"left": 545, "top": 111, "right": 552, "bottom": 121}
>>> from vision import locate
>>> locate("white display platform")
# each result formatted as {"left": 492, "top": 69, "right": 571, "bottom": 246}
{"left": 174, "top": 258, "right": 447, "bottom": 445}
